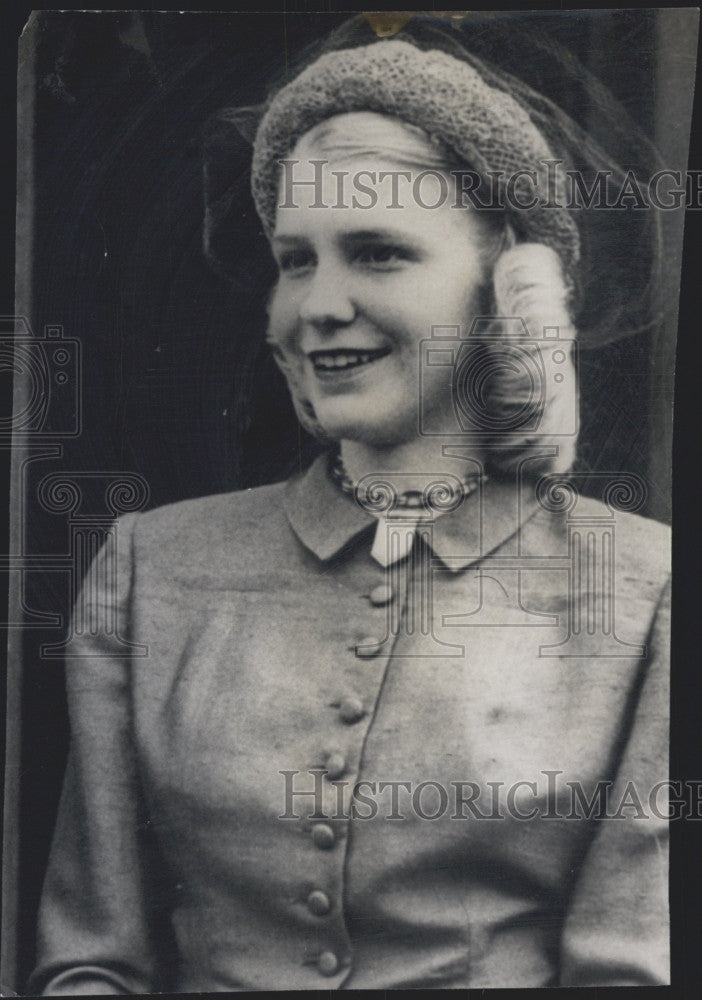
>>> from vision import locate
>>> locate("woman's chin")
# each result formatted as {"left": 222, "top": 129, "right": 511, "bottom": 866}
{"left": 315, "top": 407, "right": 412, "bottom": 449}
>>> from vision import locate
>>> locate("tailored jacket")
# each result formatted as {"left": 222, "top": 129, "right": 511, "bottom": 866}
{"left": 29, "top": 454, "right": 671, "bottom": 993}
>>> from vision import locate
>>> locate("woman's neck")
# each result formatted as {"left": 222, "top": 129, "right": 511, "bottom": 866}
{"left": 339, "top": 437, "right": 485, "bottom": 492}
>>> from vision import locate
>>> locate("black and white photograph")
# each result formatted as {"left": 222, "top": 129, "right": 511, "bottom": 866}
{"left": 2, "top": 5, "right": 701, "bottom": 993}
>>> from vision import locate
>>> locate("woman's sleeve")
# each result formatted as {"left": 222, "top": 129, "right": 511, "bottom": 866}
{"left": 559, "top": 578, "right": 671, "bottom": 986}
{"left": 27, "top": 512, "right": 169, "bottom": 996}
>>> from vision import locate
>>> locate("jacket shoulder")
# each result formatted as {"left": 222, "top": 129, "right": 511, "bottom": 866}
{"left": 128, "top": 479, "right": 290, "bottom": 572}
{"left": 567, "top": 495, "right": 670, "bottom": 586}
{"left": 527, "top": 490, "right": 670, "bottom": 589}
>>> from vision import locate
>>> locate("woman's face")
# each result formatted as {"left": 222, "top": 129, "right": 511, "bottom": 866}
{"left": 266, "top": 116, "right": 497, "bottom": 447}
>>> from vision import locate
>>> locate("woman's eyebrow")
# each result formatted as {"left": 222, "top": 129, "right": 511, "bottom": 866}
{"left": 344, "top": 229, "right": 406, "bottom": 240}
{"left": 342, "top": 229, "right": 411, "bottom": 242}
{"left": 271, "top": 234, "right": 308, "bottom": 246}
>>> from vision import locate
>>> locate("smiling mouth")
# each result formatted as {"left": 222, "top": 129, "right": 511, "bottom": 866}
{"left": 308, "top": 347, "right": 391, "bottom": 374}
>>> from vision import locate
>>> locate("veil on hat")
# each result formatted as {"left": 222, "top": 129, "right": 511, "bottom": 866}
{"left": 203, "top": 12, "right": 666, "bottom": 349}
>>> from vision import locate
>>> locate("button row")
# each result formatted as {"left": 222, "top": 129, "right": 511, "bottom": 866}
{"left": 303, "top": 582, "right": 392, "bottom": 981}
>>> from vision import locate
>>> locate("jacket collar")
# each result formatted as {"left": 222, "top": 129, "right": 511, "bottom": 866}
{"left": 283, "top": 453, "right": 542, "bottom": 574}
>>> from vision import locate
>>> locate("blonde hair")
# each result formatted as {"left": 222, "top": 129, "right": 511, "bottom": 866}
{"left": 479, "top": 241, "right": 578, "bottom": 475}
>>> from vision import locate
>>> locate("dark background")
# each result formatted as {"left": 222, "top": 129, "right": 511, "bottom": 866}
{"left": 2, "top": 6, "right": 700, "bottom": 995}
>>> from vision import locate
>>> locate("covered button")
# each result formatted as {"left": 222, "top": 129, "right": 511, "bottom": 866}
{"left": 355, "top": 636, "right": 384, "bottom": 658}
{"left": 369, "top": 583, "right": 394, "bottom": 606}
{"left": 311, "top": 823, "right": 335, "bottom": 849}
{"left": 307, "top": 889, "right": 331, "bottom": 916}
{"left": 339, "top": 696, "right": 365, "bottom": 724}
{"left": 317, "top": 950, "right": 340, "bottom": 976}
{"left": 324, "top": 751, "right": 346, "bottom": 780}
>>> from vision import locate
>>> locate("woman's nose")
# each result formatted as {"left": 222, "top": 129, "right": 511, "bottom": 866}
{"left": 298, "top": 265, "right": 356, "bottom": 329}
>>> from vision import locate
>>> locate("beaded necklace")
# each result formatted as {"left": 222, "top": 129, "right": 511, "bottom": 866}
{"left": 328, "top": 450, "right": 486, "bottom": 512}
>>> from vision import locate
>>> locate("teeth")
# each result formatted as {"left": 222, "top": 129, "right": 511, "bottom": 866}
{"left": 312, "top": 350, "right": 382, "bottom": 371}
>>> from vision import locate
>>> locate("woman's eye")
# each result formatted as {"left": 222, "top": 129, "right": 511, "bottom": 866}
{"left": 355, "top": 244, "right": 409, "bottom": 268}
{"left": 277, "top": 249, "right": 315, "bottom": 273}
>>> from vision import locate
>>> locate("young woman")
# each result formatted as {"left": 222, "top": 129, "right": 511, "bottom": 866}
{"left": 29, "top": 15, "right": 670, "bottom": 992}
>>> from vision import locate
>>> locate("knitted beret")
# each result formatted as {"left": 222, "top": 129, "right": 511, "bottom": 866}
{"left": 250, "top": 39, "right": 581, "bottom": 275}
